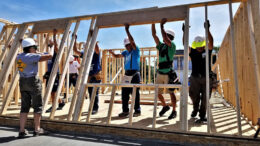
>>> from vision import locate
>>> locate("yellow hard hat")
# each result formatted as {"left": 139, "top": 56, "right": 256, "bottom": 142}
{"left": 192, "top": 36, "right": 206, "bottom": 49}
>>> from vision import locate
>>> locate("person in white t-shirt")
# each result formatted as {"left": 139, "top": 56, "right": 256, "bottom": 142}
{"left": 69, "top": 55, "right": 80, "bottom": 87}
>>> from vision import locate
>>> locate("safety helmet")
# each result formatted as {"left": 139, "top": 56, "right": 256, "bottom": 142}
{"left": 22, "top": 38, "right": 36, "bottom": 48}
{"left": 123, "top": 38, "right": 130, "bottom": 46}
{"left": 165, "top": 29, "right": 175, "bottom": 38}
{"left": 192, "top": 36, "right": 206, "bottom": 49}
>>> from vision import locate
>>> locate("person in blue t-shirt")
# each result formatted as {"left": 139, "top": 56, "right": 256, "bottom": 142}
{"left": 73, "top": 35, "right": 101, "bottom": 115}
{"left": 108, "top": 23, "right": 141, "bottom": 117}
{"left": 43, "top": 29, "right": 65, "bottom": 113}
{"left": 17, "top": 38, "right": 52, "bottom": 138}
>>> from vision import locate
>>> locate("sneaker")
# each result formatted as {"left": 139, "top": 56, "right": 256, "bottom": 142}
{"left": 168, "top": 111, "right": 177, "bottom": 119}
{"left": 118, "top": 112, "right": 129, "bottom": 117}
{"left": 159, "top": 106, "right": 170, "bottom": 117}
{"left": 133, "top": 111, "right": 141, "bottom": 117}
{"left": 33, "top": 128, "right": 49, "bottom": 136}
{"left": 57, "top": 102, "right": 65, "bottom": 110}
{"left": 92, "top": 110, "right": 98, "bottom": 115}
{"left": 191, "top": 111, "right": 198, "bottom": 118}
{"left": 18, "top": 129, "right": 28, "bottom": 139}
{"left": 46, "top": 107, "right": 52, "bottom": 113}
{"left": 195, "top": 117, "right": 207, "bottom": 123}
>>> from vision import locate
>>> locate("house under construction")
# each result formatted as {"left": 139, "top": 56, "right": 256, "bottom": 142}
{"left": 0, "top": 0, "right": 260, "bottom": 145}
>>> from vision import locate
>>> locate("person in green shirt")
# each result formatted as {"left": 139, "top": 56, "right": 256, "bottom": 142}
{"left": 152, "top": 18, "right": 178, "bottom": 119}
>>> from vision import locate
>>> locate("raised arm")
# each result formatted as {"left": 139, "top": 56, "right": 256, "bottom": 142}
{"left": 152, "top": 24, "right": 160, "bottom": 46}
{"left": 160, "top": 18, "right": 172, "bottom": 47}
{"left": 124, "top": 23, "right": 136, "bottom": 50}
{"left": 95, "top": 41, "right": 100, "bottom": 54}
{"left": 73, "top": 34, "right": 82, "bottom": 56}
{"left": 53, "top": 29, "right": 58, "bottom": 53}
{"left": 204, "top": 20, "right": 214, "bottom": 50}
{"left": 182, "top": 23, "right": 191, "bottom": 53}
{"left": 108, "top": 50, "right": 123, "bottom": 58}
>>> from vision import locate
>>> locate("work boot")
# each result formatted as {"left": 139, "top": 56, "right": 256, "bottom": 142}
{"left": 92, "top": 109, "right": 98, "bottom": 115}
{"left": 159, "top": 106, "right": 170, "bottom": 117}
{"left": 118, "top": 112, "right": 129, "bottom": 117}
{"left": 191, "top": 110, "right": 198, "bottom": 118}
{"left": 195, "top": 117, "right": 207, "bottom": 123}
{"left": 18, "top": 129, "right": 28, "bottom": 139}
{"left": 57, "top": 102, "right": 65, "bottom": 110}
{"left": 168, "top": 110, "right": 177, "bottom": 119}
{"left": 133, "top": 111, "right": 141, "bottom": 117}
{"left": 46, "top": 107, "right": 52, "bottom": 113}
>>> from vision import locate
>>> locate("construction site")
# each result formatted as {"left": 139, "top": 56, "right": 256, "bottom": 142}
{"left": 0, "top": 0, "right": 260, "bottom": 145}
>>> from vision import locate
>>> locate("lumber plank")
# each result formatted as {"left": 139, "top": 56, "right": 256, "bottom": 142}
{"left": 0, "top": 24, "right": 27, "bottom": 95}
{"left": 72, "top": 23, "right": 99, "bottom": 121}
{"left": 42, "top": 21, "right": 72, "bottom": 112}
{"left": 32, "top": 19, "right": 70, "bottom": 34}
{"left": 0, "top": 70, "right": 19, "bottom": 115}
{"left": 106, "top": 85, "right": 116, "bottom": 125}
{"left": 49, "top": 20, "right": 80, "bottom": 120}
{"left": 67, "top": 18, "right": 96, "bottom": 121}
{"left": 86, "top": 86, "right": 97, "bottom": 123}
{"left": 96, "top": 5, "right": 187, "bottom": 28}
{"left": 128, "top": 86, "right": 137, "bottom": 126}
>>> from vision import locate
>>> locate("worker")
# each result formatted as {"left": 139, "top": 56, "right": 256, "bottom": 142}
{"left": 17, "top": 38, "right": 52, "bottom": 138}
{"left": 44, "top": 29, "right": 65, "bottom": 113}
{"left": 151, "top": 18, "right": 179, "bottom": 119}
{"left": 69, "top": 55, "right": 80, "bottom": 88}
{"left": 73, "top": 35, "right": 101, "bottom": 115}
{"left": 108, "top": 23, "right": 141, "bottom": 117}
{"left": 183, "top": 20, "right": 214, "bottom": 123}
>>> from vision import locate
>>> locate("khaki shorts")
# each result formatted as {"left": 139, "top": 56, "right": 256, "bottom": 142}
{"left": 156, "top": 73, "right": 175, "bottom": 94}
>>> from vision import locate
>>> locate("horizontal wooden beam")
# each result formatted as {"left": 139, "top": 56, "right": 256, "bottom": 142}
{"left": 85, "top": 83, "right": 182, "bottom": 88}
{"left": 96, "top": 5, "right": 188, "bottom": 28}
{"left": 188, "top": 0, "right": 243, "bottom": 8}
{"left": 1, "top": 0, "right": 243, "bottom": 29}
{"left": 32, "top": 19, "right": 70, "bottom": 34}
{"left": 0, "top": 18, "right": 16, "bottom": 24}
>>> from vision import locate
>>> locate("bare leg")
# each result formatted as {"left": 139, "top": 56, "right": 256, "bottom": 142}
{"left": 170, "top": 93, "right": 177, "bottom": 111}
{"left": 158, "top": 94, "right": 167, "bottom": 107}
{"left": 19, "top": 113, "right": 28, "bottom": 132}
{"left": 34, "top": 113, "right": 41, "bottom": 131}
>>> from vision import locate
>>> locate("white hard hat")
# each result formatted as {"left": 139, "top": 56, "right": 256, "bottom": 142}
{"left": 123, "top": 38, "right": 130, "bottom": 46}
{"left": 22, "top": 38, "right": 36, "bottom": 48}
{"left": 194, "top": 36, "right": 205, "bottom": 42}
{"left": 69, "top": 55, "right": 74, "bottom": 62}
{"left": 165, "top": 29, "right": 175, "bottom": 37}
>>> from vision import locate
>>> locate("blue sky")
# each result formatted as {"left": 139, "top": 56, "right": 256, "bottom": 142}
{"left": 0, "top": 0, "right": 239, "bottom": 50}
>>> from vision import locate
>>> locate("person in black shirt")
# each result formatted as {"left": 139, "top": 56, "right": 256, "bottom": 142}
{"left": 183, "top": 20, "right": 214, "bottom": 123}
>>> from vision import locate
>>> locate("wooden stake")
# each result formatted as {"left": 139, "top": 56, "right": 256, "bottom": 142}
{"left": 128, "top": 86, "right": 137, "bottom": 126}
{"left": 0, "top": 26, "right": 17, "bottom": 66}
{"left": 247, "top": 0, "right": 260, "bottom": 127}
{"left": 152, "top": 86, "right": 158, "bottom": 128}
{"left": 228, "top": 0, "right": 242, "bottom": 136}
{"left": 67, "top": 18, "right": 96, "bottom": 121}
{"left": 72, "top": 23, "right": 99, "bottom": 121}
{"left": 106, "top": 85, "right": 116, "bottom": 125}
{"left": 86, "top": 86, "right": 97, "bottom": 123}
{"left": 0, "top": 24, "right": 28, "bottom": 95}
{"left": 42, "top": 21, "right": 72, "bottom": 112}
{"left": 0, "top": 70, "right": 19, "bottom": 115}
{"left": 205, "top": 5, "right": 211, "bottom": 134}
{"left": 49, "top": 20, "right": 80, "bottom": 119}
{"left": 180, "top": 7, "right": 190, "bottom": 131}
